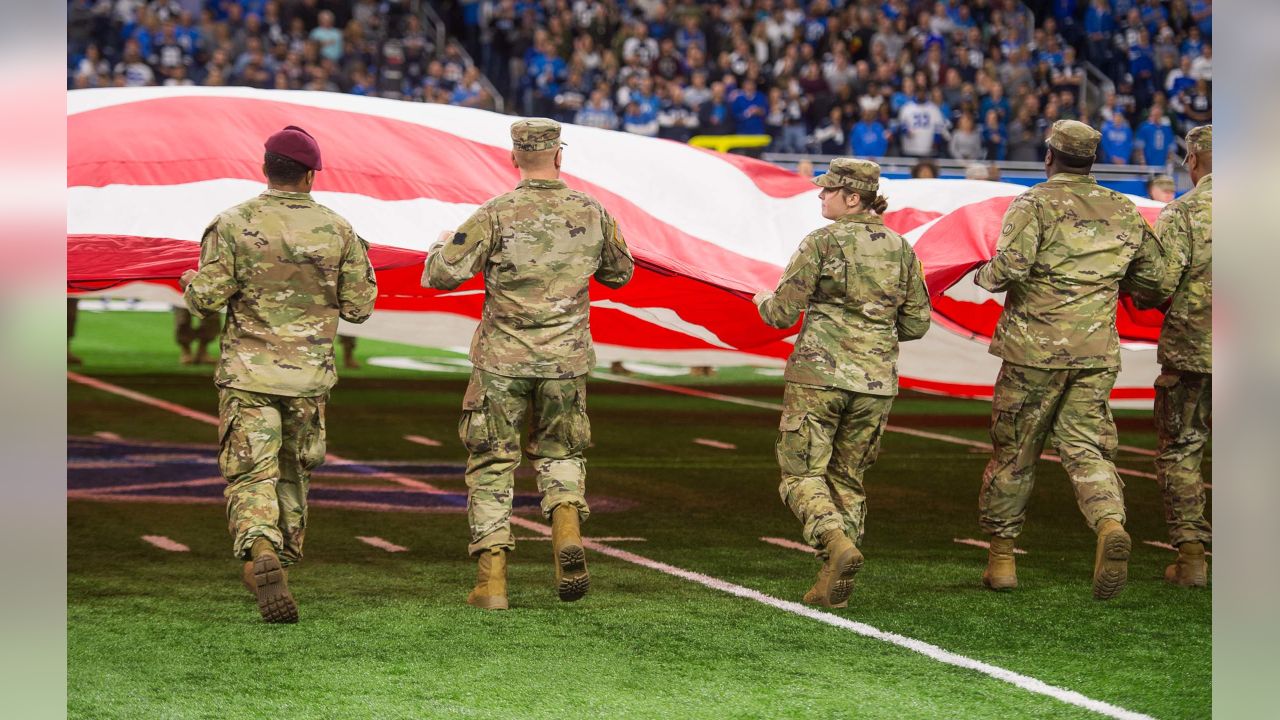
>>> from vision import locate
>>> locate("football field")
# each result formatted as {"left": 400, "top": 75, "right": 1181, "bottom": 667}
{"left": 67, "top": 310, "right": 1211, "bottom": 719}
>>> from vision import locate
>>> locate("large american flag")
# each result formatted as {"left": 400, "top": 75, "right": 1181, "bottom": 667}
{"left": 68, "top": 87, "right": 1166, "bottom": 401}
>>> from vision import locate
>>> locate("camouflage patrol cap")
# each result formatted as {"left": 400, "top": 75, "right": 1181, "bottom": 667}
{"left": 1046, "top": 119, "right": 1101, "bottom": 158}
{"left": 1186, "top": 125, "right": 1212, "bottom": 154}
{"left": 510, "top": 118, "right": 566, "bottom": 151}
{"left": 812, "top": 157, "right": 880, "bottom": 192}
{"left": 1150, "top": 174, "right": 1175, "bottom": 190}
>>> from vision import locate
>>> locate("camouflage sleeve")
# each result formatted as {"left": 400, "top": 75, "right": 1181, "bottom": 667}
{"left": 594, "top": 210, "right": 634, "bottom": 289}
{"left": 1133, "top": 204, "right": 1187, "bottom": 309}
{"left": 757, "top": 231, "right": 821, "bottom": 329}
{"left": 896, "top": 247, "right": 932, "bottom": 341}
{"left": 423, "top": 205, "right": 496, "bottom": 290}
{"left": 1122, "top": 217, "right": 1170, "bottom": 306}
{"left": 183, "top": 218, "right": 239, "bottom": 318}
{"left": 338, "top": 232, "right": 378, "bottom": 324}
{"left": 975, "top": 195, "right": 1040, "bottom": 293}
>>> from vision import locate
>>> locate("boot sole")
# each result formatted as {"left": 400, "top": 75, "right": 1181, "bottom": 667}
{"left": 827, "top": 547, "right": 863, "bottom": 607}
{"left": 1093, "top": 529, "right": 1131, "bottom": 600}
{"left": 251, "top": 554, "right": 298, "bottom": 623}
{"left": 557, "top": 544, "right": 590, "bottom": 602}
{"left": 982, "top": 573, "right": 1018, "bottom": 591}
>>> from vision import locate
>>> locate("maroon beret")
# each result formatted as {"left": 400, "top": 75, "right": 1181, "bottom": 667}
{"left": 264, "top": 125, "right": 322, "bottom": 171}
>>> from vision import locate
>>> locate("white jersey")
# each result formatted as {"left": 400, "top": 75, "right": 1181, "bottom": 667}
{"left": 898, "top": 101, "right": 948, "bottom": 156}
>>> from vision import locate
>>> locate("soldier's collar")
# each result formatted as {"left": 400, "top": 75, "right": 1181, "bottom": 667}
{"left": 838, "top": 211, "right": 884, "bottom": 226}
{"left": 516, "top": 178, "right": 567, "bottom": 190}
{"left": 263, "top": 189, "right": 314, "bottom": 201}
{"left": 1047, "top": 172, "right": 1097, "bottom": 185}
{"left": 1196, "top": 173, "right": 1212, "bottom": 188}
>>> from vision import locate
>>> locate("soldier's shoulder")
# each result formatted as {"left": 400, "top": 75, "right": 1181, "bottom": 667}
{"left": 308, "top": 200, "right": 356, "bottom": 231}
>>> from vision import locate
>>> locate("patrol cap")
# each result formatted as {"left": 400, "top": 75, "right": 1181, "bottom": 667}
{"left": 1150, "top": 174, "right": 1175, "bottom": 190}
{"left": 1185, "top": 124, "right": 1212, "bottom": 154}
{"left": 1046, "top": 119, "right": 1100, "bottom": 159}
{"left": 510, "top": 118, "right": 566, "bottom": 151}
{"left": 264, "top": 125, "right": 322, "bottom": 171}
{"left": 812, "top": 157, "right": 880, "bottom": 192}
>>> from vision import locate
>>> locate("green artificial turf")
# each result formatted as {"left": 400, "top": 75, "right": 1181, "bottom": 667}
{"left": 67, "top": 311, "right": 1211, "bottom": 719}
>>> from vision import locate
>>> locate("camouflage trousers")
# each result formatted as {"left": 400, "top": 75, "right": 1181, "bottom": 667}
{"left": 459, "top": 368, "right": 591, "bottom": 556}
{"left": 1154, "top": 369, "right": 1212, "bottom": 546}
{"left": 174, "top": 307, "right": 221, "bottom": 346}
{"left": 979, "top": 363, "right": 1126, "bottom": 538}
{"left": 775, "top": 382, "right": 894, "bottom": 558}
{"left": 218, "top": 387, "right": 327, "bottom": 564}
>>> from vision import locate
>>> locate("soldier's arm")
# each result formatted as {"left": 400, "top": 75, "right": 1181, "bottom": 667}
{"left": 1122, "top": 218, "right": 1170, "bottom": 306}
{"left": 338, "top": 232, "right": 378, "bottom": 324}
{"left": 975, "top": 195, "right": 1040, "bottom": 292}
{"left": 594, "top": 210, "right": 635, "bottom": 289}
{"left": 423, "top": 206, "right": 495, "bottom": 290}
{"left": 897, "top": 247, "right": 933, "bottom": 341}
{"left": 183, "top": 219, "right": 239, "bottom": 317}
{"left": 1132, "top": 205, "right": 1187, "bottom": 308}
{"left": 756, "top": 231, "right": 821, "bottom": 329}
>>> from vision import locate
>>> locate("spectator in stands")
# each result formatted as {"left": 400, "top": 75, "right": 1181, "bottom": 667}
{"left": 575, "top": 88, "right": 619, "bottom": 130}
{"left": 1100, "top": 110, "right": 1135, "bottom": 164}
{"left": 910, "top": 160, "right": 939, "bottom": 179}
{"left": 851, "top": 107, "right": 890, "bottom": 158}
{"left": 1136, "top": 105, "right": 1176, "bottom": 166}
{"left": 731, "top": 78, "right": 768, "bottom": 136}
{"left": 1006, "top": 105, "right": 1041, "bottom": 162}
{"left": 812, "top": 106, "right": 847, "bottom": 156}
{"left": 698, "top": 81, "right": 735, "bottom": 135}
{"left": 981, "top": 108, "right": 1007, "bottom": 161}
{"left": 898, "top": 86, "right": 948, "bottom": 158}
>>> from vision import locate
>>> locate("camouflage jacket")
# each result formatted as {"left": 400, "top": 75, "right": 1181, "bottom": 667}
{"left": 422, "top": 178, "right": 634, "bottom": 378}
{"left": 1141, "top": 174, "right": 1212, "bottom": 373}
{"left": 757, "top": 212, "right": 932, "bottom": 396}
{"left": 183, "top": 189, "right": 378, "bottom": 397}
{"left": 975, "top": 173, "right": 1164, "bottom": 369}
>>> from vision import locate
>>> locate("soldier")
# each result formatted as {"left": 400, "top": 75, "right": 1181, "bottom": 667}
{"left": 1137, "top": 125, "right": 1212, "bottom": 587}
{"left": 974, "top": 120, "right": 1165, "bottom": 600}
{"left": 178, "top": 126, "right": 378, "bottom": 623}
{"left": 754, "top": 158, "right": 932, "bottom": 608}
{"left": 423, "top": 118, "right": 634, "bottom": 611}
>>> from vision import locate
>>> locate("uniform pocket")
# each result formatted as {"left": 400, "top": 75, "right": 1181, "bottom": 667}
{"left": 564, "top": 385, "right": 592, "bottom": 453}
{"left": 1153, "top": 372, "right": 1187, "bottom": 440}
{"left": 776, "top": 411, "right": 812, "bottom": 477}
{"left": 299, "top": 399, "right": 327, "bottom": 472}
{"left": 217, "top": 399, "right": 253, "bottom": 479}
{"left": 990, "top": 387, "right": 1029, "bottom": 450}
{"left": 459, "top": 374, "right": 495, "bottom": 453}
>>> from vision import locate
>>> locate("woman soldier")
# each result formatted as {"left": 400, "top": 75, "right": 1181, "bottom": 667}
{"left": 754, "top": 158, "right": 932, "bottom": 608}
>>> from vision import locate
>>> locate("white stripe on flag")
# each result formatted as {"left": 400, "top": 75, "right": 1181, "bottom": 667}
{"left": 141, "top": 535, "right": 189, "bottom": 552}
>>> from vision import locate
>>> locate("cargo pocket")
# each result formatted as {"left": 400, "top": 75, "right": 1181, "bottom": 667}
{"left": 1153, "top": 371, "right": 1186, "bottom": 440}
{"left": 299, "top": 399, "right": 327, "bottom": 472}
{"left": 990, "top": 389, "right": 1028, "bottom": 451}
{"left": 564, "top": 385, "right": 592, "bottom": 454}
{"left": 217, "top": 398, "right": 251, "bottom": 480}
{"left": 776, "top": 411, "right": 812, "bottom": 477}
{"left": 458, "top": 381, "right": 494, "bottom": 454}
{"left": 859, "top": 411, "right": 891, "bottom": 470}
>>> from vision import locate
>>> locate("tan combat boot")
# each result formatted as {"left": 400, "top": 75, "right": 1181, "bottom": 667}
{"left": 193, "top": 344, "right": 214, "bottom": 365}
{"left": 982, "top": 537, "right": 1018, "bottom": 591}
{"left": 802, "top": 528, "right": 862, "bottom": 608}
{"left": 1164, "top": 542, "right": 1208, "bottom": 587}
{"left": 179, "top": 343, "right": 195, "bottom": 365}
{"left": 248, "top": 537, "right": 298, "bottom": 623}
{"left": 1092, "top": 519, "right": 1131, "bottom": 600}
{"left": 551, "top": 505, "right": 589, "bottom": 602}
{"left": 240, "top": 561, "right": 256, "bottom": 596}
{"left": 467, "top": 548, "right": 510, "bottom": 610}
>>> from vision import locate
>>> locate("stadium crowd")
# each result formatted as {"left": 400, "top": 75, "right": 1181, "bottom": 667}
{"left": 68, "top": 0, "right": 1211, "bottom": 165}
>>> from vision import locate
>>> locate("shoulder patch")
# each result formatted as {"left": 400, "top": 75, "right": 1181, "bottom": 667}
{"left": 452, "top": 232, "right": 467, "bottom": 245}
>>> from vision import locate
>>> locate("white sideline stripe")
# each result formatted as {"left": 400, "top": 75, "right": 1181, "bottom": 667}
{"left": 1143, "top": 540, "right": 1212, "bottom": 557}
{"left": 589, "top": 373, "right": 1168, "bottom": 483}
{"left": 509, "top": 514, "right": 1153, "bottom": 720}
{"left": 67, "top": 372, "right": 445, "bottom": 493}
{"left": 404, "top": 434, "right": 443, "bottom": 447}
{"left": 141, "top": 535, "right": 189, "bottom": 552}
{"left": 514, "top": 535, "right": 648, "bottom": 542}
{"left": 357, "top": 536, "right": 409, "bottom": 553}
{"left": 953, "top": 538, "right": 1030, "bottom": 555}
{"left": 93, "top": 431, "right": 123, "bottom": 441}
{"left": 760, "top": 536, "right": 817, "bottom": 554}
{"left": 693, "top": 438, "right": 737, "bottom": 450}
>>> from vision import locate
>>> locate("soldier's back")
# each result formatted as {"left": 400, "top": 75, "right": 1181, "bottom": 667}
{"left": 1156, "top": 174, "right": 1212, "bottom": 372}
{"left": 215, "top": 189, "right": 355, "bottom": 395}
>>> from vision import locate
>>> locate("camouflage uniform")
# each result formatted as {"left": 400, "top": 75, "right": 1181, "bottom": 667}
{"left": 757, "top": 158, "right": 932, "bottom": 557}
{"left": 184, "top": 188, "right": 378, "bottom": 562}
{"left": 1139, "top": 125, "right": 1212, "bottom": 548}
{"left": 975, "top": 120, "right": 1166, "bottom": 539}
{"left": 422, "top": 118, "right": 634, "bottom": 556}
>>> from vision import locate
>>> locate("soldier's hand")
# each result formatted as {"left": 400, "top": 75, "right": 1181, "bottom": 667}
{"left": 430, "top": 230, "right": 454, "bottom": 252}
{"left": 179, "top": 269, "right": 197, "bottom": 289}
{"left": 752, "top": 291, "right": 772, "bottom": 306}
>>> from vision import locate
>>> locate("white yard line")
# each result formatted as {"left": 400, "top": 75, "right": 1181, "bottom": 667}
{"left": 93, "top": 431, "right": 123, "bottom": 441}
{"left": 511, "top": 514, "right": 1154, "bottom": 720}
{"left": 141, "top": 535, "right": 189, "bottom": 552}
{"left": 1118, "top": 444, "right": 1157, "bottom": 457}
{"left": 356, "top": 536, "right": 409, "bottom": 553}
{"left": 1143, "top": 540, "right": 1212, "bottom": 557}
{"left": 953, "top": 538, "right": 1029, "bottom": 555}
{"left": 68, "top": 372, "right": 445, "bottom": 492}
{"left": 514, "top": 535, "right": 648, "bottom": 542}
{"left": 404, "top": 434, "right": 443, "bottom": 447}
{"left": 693, "top": 438, "right": 737, "bottom": 450}
{"left": 589, "top": 373, "right": 1174, "bottom": 484}
{"left": 760, "top": 536, "right": 817, "bottom": 554}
